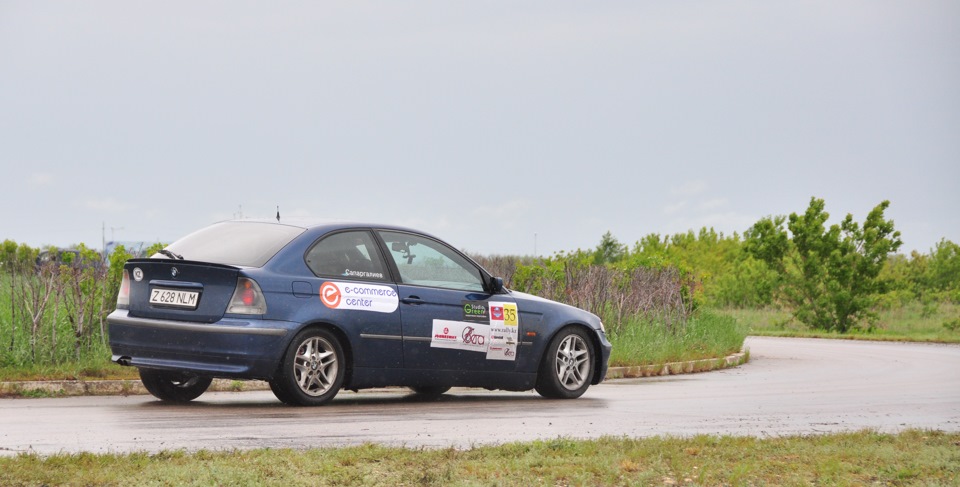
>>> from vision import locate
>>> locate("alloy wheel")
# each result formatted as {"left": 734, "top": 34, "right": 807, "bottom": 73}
{"left": 554, "top": 334, "right": 591, "bottom": 391}
{"left": 294, "top": 336, "right": 339, "bottom": 396}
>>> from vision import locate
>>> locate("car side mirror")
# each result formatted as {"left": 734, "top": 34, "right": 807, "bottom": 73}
{"left": 489, "top": 276, "right": 504, "bottom": 294}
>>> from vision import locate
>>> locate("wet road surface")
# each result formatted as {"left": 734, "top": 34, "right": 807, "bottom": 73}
{"left": 1, "top": 337, "right": 958, "bottom": 456}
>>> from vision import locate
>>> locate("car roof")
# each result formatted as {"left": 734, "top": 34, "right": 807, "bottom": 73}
{"left": 219, "top": 219, "right": 441, "bottom": 238}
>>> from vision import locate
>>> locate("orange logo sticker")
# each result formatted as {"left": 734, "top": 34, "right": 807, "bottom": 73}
{"left": 320, "top": 282, "right": 342, "bottom": 308}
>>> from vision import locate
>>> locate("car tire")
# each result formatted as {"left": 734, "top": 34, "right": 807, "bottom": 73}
{"left": 270, "top": 328, "right": 346, "bottom": 406}
{"left": 535, "top": 326, "right": 594, "bottom": 399}
{"left": 409, "top": 385, "right": 451, "bottom": 397}
{"left": 139, "top": 369, "right": 212, "bottom": 403}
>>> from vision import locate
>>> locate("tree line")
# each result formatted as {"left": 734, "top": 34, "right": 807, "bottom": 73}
{"left": 478, "top": 197, "right": 958, "bottom": 335}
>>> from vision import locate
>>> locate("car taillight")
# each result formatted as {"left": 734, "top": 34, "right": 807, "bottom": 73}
{"left": 241, "top": 286, "right": 255, "bottom": 305}
{"left": 227, "top": 277, "right": 267, "bottom": 314}
{"left": 116, "top": 269, "right": 130, "bottom": 309}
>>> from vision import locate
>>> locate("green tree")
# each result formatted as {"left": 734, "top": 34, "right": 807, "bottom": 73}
{"left": 593, "top": 231, "right": 626, "bottom": 264}
{"left": 746, "top": 197, "right": 902, "bottom": 332}
{"left": 628, "top": 229, "right": 774, "bottom": 308}
{"left": 876, "top": 253, "right": 917, "bottom": 308}
{"left": 1, "top": 240, "right": 19, "bottom": 271}
{"left": 923, "top": 239, "right": 960, "bottom": 301}
{"left": 145, "top": 242, "right": 166, "bottom": 257}
{"left": 710, "top": 254, "right": 779, "bottom": 307}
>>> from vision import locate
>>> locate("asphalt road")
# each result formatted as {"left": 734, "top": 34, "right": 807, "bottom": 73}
{"left": 1, "top": 337, "right": 958, "bottom": 456}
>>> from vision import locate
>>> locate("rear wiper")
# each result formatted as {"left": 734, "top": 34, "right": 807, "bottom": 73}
{"left": 158, "top": 249, "right": 184, "bottom": 260}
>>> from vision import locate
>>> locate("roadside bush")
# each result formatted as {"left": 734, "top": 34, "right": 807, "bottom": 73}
{"left": 505, "top": 249, "right": 743, "bottom": 365}
{"left": 511, "top": 250, "right": 696, "bottom": 336}
{"left": 0, "top": 241, "right": 138, "bottom": 369}
{"left": 944, "top": 317, "right": 960, "bottom": 332}
{"left": 468, "top": 254, "right": 532, "bottom": 288}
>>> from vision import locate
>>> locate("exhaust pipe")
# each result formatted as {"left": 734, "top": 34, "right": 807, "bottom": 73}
{"left": 116, "top": 356, "right": 132, "bottom": 366}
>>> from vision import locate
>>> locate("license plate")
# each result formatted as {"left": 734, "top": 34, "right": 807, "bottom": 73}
{"left": 150, "top": 288, "right": 200, "bottom": 309}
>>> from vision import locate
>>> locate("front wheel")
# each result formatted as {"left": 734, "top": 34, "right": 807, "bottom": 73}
{"left": 139, "top": 369, "right": 212, "bottom": 403}
{"left": 270, "top": 328, "right": 346, "bottom": 406}
{"left": 535, "top": 327, "right": 594, "bottom": 399}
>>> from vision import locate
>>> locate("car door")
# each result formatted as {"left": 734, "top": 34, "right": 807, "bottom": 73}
{"left": 302, "top": 230, "right": 404, "bottom": 369}
{"left": 376, "top": 230, "right": 519, "bottom": 372}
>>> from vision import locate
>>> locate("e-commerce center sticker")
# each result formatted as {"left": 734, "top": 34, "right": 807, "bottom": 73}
{"left": 320, "top": 281, "right": 399, "bottom": 313}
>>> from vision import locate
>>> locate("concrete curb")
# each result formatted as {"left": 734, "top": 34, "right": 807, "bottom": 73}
{"left": 604, "top": 350, "right": 749, "bottom": 379}
{"left": 0, "top": 350, "right": 748, "bottom": 398}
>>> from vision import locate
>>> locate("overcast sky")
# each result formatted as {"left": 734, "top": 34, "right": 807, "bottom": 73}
{"left": 2, "top": 1, "right": 958, "bottom": 257}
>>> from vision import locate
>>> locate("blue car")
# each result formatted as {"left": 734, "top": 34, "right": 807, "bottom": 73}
{"left": 107, "top": 220, "right": 611, "bottom": 406}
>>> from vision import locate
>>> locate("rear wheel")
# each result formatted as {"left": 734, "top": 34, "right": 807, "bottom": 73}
{"left": 535, "top": 327, "right": 594, "bottom": 399}
{"left": 270, "top": 328, "right": 345, "bottom": 406}
{"left": 139, "top": 369, "right": 212, "bottom": 403}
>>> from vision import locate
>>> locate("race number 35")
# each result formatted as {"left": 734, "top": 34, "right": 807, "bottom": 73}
{"left": 502, "top": 303, "right": 518, "bottom": 326}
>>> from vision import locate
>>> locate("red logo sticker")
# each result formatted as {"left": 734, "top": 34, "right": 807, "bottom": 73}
{"left": 320, "top": 282, "right": 342, "bottom": 308}
{"left": 491, "top": 306, "right": 503, "bottom": 320}
{"left": 462, "top": 326, "right": 485, "bottom": 345}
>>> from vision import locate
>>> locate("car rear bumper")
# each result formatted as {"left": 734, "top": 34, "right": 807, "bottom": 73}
{"left": 107, "top": 309, "right": 293, "bottom": 379}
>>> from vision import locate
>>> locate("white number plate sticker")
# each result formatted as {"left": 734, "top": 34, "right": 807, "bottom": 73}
{"left": 150, "top": 288, "right": 199, "bottom": 309}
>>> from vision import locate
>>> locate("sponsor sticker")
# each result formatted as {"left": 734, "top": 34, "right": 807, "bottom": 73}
{"left": 428, "top": 301, "right": 521, "bottom": 361}
{"left": 319, "top": 281, "right": 399, "bottom": 313}
{"left": 431, "top": 320, "right": 489, "bottom": 352}
{"left": 486, "top": 345, "right": 517, "bottom": 360}
{"left": 487, "top": 301, "right": 520, "bottom": 361}
{"left": 462, "top": 300, "right": 489, "bottom": 323}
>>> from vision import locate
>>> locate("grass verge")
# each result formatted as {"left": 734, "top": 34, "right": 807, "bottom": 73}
{"left": 1, "top": 430, "right": 956, "bottom": 486}
{"left": 607, "top": 310, "right": 745, "bottom": 367}
{"left": 0, "top": 342, "right": 138, "bottom": 382}
{"left": 717, "top": 302, "right": 960, "bottom": 344}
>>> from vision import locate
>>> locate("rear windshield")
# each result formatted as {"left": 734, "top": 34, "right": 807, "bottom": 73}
{"left": 161, "top": 222, "right": 305, "bottom": 267}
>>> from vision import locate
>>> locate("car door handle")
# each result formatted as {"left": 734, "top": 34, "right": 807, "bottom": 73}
{"left": 401, "top": 296, "right": 424, "bottom": 305}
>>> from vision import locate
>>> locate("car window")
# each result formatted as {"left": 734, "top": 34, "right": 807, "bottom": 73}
{"left": 305, "top": 231, "right": 390, "bottom": 282}
{"left": 378, "top": 231, "right": 484, "bottom": 292}
{"left": 162, "top": 221, "right": 305, "bottom": 268}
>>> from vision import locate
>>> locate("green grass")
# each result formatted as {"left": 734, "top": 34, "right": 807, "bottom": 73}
{"left": 0, "top": 351, "right": 138, "bottom": 381}
{"left": 607, "top": 310, "right": 745, "bottom": 367}
{"left": 1, "top": 430, "right": 956, "bottom": 486}
{"left": 0, "top": 271, "right": 134, "bottom": 381}
{"left": 0, "top": 273, "right": 122, "bottom": 379}
{"left": 719, "top": 302, "right": 960, "bottom": 343}
{"left": 0, "top": 353, "right": 136, "bottom": 382}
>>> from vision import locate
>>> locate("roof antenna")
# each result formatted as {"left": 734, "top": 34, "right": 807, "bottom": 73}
{"left": 276, "top": 206, "right": 280, "bottom": 222}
